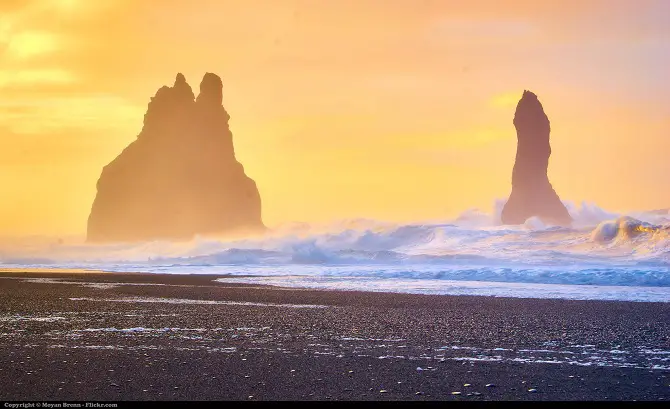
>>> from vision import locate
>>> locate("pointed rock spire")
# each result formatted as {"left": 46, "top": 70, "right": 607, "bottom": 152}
{"left": 196, "top": 72, "right": 223, "bottom": 106}
{"left": 87, "top": 72, "right": 264, "bottom": 242}
{"left": 500, "top": 90, "right": 572, "bottom": 226}
{"left": 173, "top": 72, "right": 195, "bottom": 101}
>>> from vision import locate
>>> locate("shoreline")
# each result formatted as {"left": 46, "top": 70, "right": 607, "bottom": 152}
{"left": 1, "top": 267, "right": 669, "bottom": 304}
{"left": 1, "top": 270, "right": 669, "bottom": 401}
{"left": 0, "top": 267, "right": 113, "bottom": 274}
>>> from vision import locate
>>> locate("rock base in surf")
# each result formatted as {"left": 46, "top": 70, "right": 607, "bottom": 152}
{"left": 501, "top": 90, "right": 572, "bottom": 226}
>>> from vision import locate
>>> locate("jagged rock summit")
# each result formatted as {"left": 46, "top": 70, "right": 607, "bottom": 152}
{"left": 87, "top": 73, "right": 265, "bottom": 242}
{"left": 500, "top": 90, "right": 572, "bottom": 226}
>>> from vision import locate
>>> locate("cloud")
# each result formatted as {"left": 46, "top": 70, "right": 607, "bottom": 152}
{"left": 0, "top": 95, "right": 141, "bottom": 134}
{"left": 4, "top": 30, "right": 62, "bottom": 60}
{"left": 0, "top": 0, "right": 34, "bottom": 12}
{"left": 0, "top": 69, "right": 75, "bottom": 88}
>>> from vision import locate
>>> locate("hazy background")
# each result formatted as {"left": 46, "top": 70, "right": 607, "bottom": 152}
{"left": 0, "top": 0, "right": 668, "bottom": 236}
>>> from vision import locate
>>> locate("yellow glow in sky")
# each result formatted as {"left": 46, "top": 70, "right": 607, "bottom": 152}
{"left": 52, "top": 0, "right": 78, "bottom": 9}
{"left": 6, "top": 31, "right": 61, "bottom": 59}
{"left": 490, "top": 92, "right": 523, "bottom": 109}
{"left": 0, "top": 0, "right": 669, "bottom": 236}
{"left": 0, "top": 69, "right": 75, "bottom": 88}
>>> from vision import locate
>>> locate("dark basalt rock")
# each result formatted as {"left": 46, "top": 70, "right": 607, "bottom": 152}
{"left": 501, "top": 90, "right": 572, "bottom": 226}
{"left": 87, "top": 73, "right": 265, "bottom": 242}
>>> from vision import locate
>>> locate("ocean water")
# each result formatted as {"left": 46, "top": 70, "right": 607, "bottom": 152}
{"left": 1, "top": 201, "right": 669, "bottom": 302}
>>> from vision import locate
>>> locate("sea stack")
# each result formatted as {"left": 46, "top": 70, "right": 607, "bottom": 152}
{"left": 87, "top": 73, "right": 265, "bottom": 242}
{"left": 500, "top": 90, "right": 572, "bottom": 226}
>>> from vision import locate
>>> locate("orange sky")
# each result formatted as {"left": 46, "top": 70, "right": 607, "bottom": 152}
{"left": 0, "top": 0, "right": 669, "bottom": 235}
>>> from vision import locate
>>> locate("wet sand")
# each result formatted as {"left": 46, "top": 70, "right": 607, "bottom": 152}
{"left": 0, "top": 270, "right": 669, "bottom": 401}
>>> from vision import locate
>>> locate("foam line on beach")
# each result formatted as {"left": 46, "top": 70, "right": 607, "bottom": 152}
{"left": 215, "top": 276, "right": 670, "bottom": 303}
{"left": 68, "top": 296, "right": 330, "bottom": 309}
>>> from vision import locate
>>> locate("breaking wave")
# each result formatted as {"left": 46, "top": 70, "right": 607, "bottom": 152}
{"left": 1, "top": 201, "right": 669, "bottom": 301}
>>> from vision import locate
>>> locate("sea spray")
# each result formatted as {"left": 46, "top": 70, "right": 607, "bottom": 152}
{"left": 1, "top": 200, "right": 669, "bottom": 300}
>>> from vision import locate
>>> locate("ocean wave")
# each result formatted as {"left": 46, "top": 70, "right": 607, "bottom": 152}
{"left": 1, "top": 201, "right": 669, "bottom": 292}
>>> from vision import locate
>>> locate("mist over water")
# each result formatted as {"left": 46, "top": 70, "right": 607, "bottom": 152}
{"left": 1, "top": 200, "right": 669, "bottom": 302}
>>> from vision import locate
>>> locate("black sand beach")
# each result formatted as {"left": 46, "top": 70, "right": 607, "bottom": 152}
{"left": 0, "top": 270, "right": 669, "bottom": 401}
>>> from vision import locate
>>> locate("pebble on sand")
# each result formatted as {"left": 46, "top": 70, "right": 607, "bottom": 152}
{"left": 528, "top": 389, "right": 538, "bottom": 393}
{"left": 486, "top": 384, "right": 496, "bottom": 387}
{"left": 451, "top": 392, "right": 461, "bottom": 395}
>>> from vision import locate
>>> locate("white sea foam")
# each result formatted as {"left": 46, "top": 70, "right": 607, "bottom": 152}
{"left": 68, "top": 296, "right": 329, "bottom": 309}
{"left": 0, "top": 314, "right": 66, "bottom": 322}
{"left": 1, "top": 201, "right": 669, "bottom": 302}
{"left": 439, "top": 343, "right": 670, "bottom": 370}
